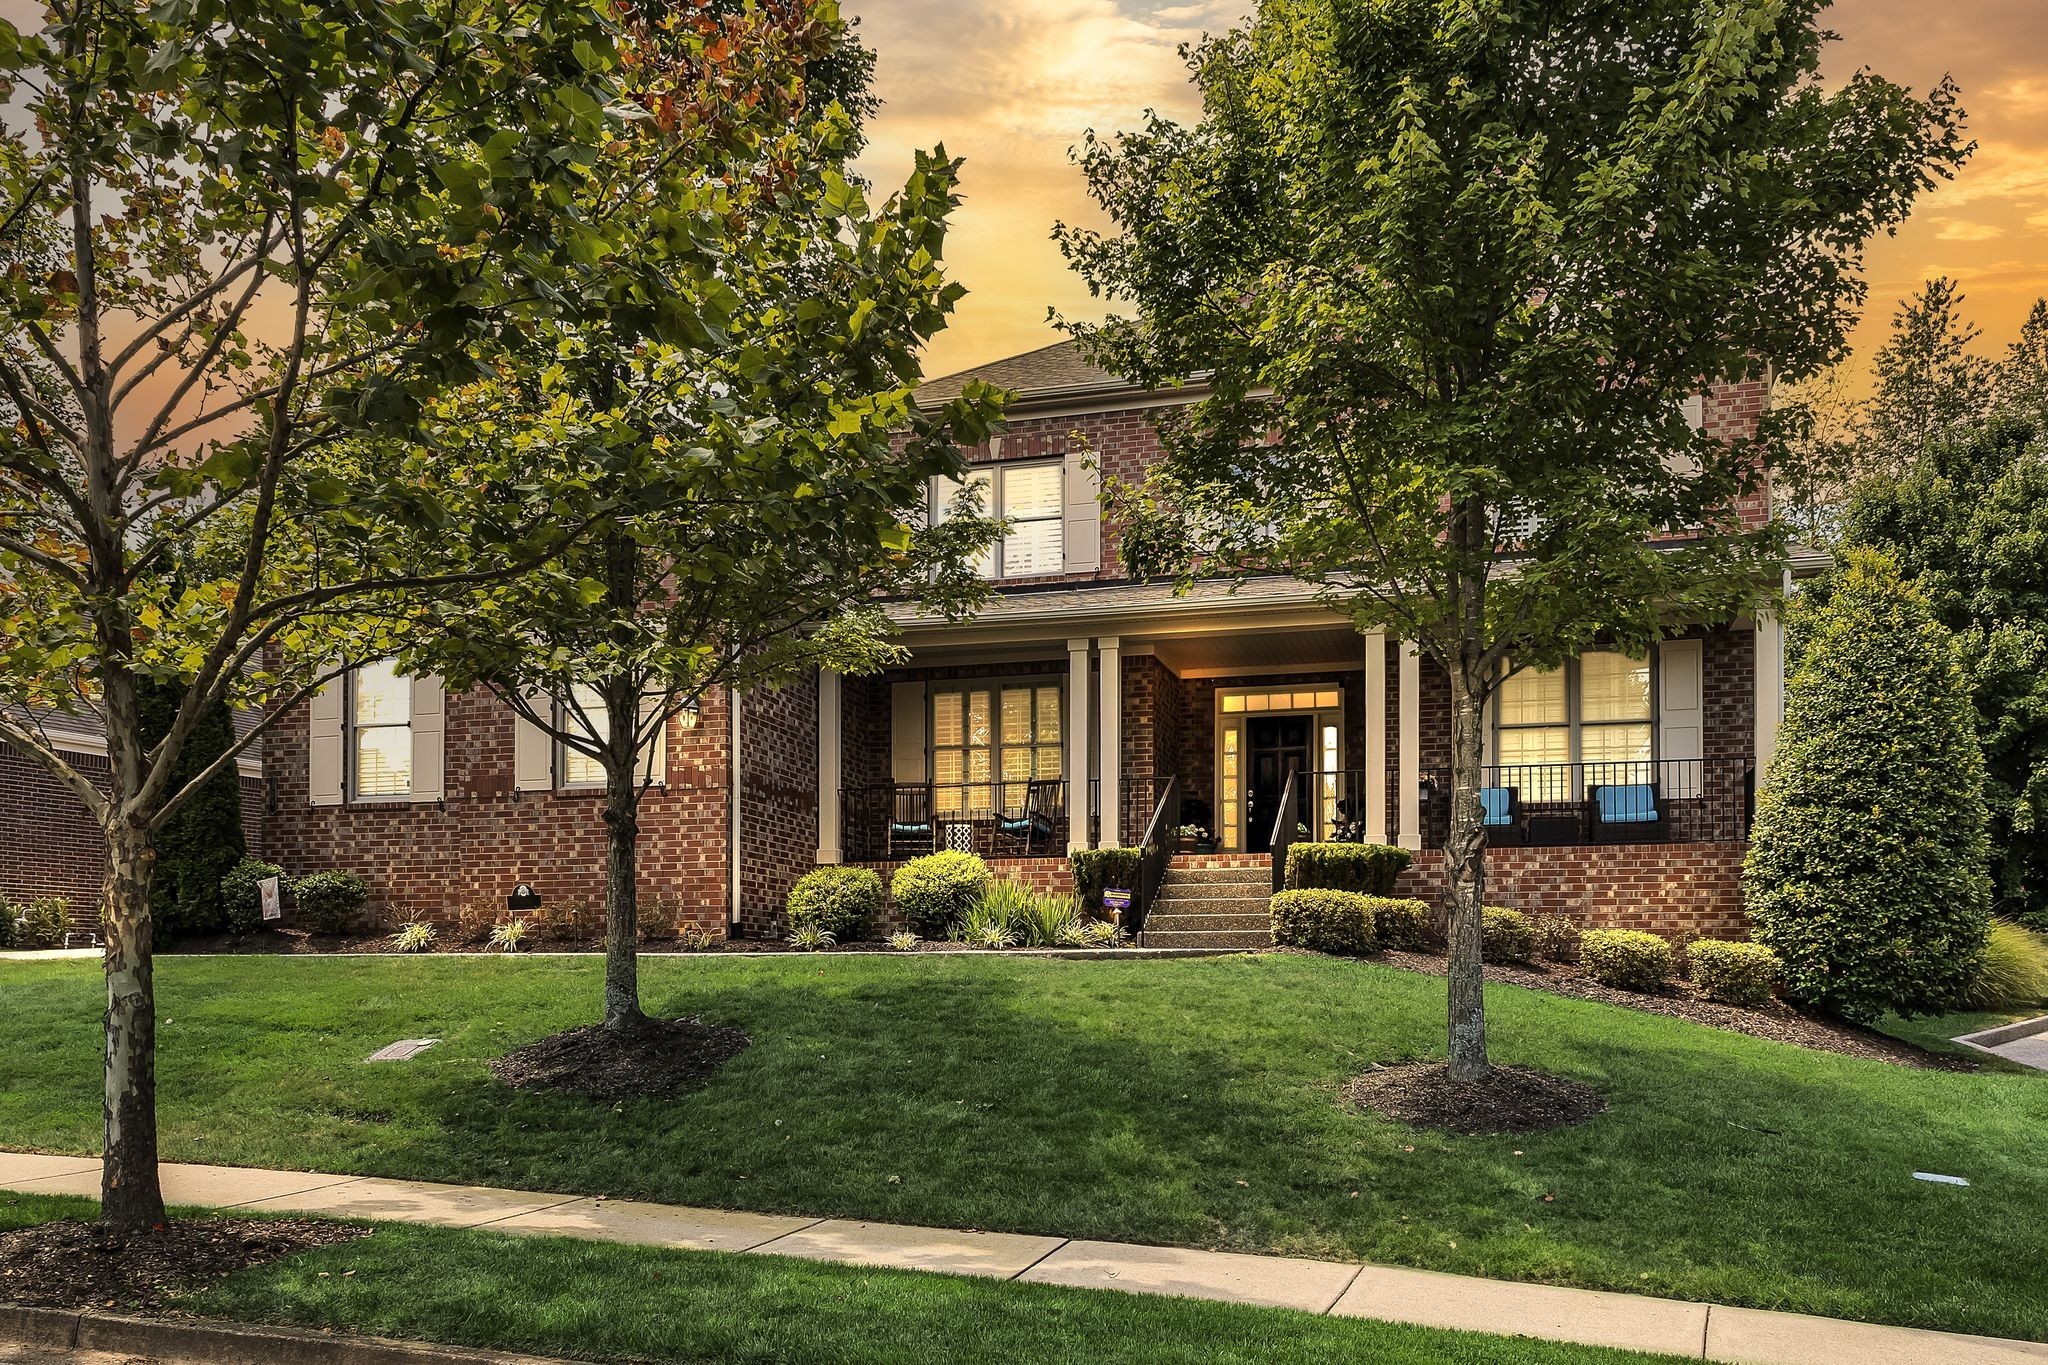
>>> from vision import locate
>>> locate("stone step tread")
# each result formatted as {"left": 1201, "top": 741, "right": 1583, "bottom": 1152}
{"left": 1141, "top": 929, "right": 1272, "bottom": 949}
{"left": 1143, "top": 913, "right": 1272, "bottom": 933}
{"left": 1163, "top": 866, "right": 1272, "bottom": 884}
{"left": 1149, "top": 896, "right": 1271, "bottom": 915}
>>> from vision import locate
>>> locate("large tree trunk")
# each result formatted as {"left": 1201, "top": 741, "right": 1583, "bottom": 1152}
{"left": 1443, "top": 659, "right": 1490, "bottom": 1082}
{"left": 600, "top": 749, "right": 648, "bottom": 1033}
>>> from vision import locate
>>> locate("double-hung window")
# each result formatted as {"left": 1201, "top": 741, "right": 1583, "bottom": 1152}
{"left": 1495, "top": 652, "right": 1653, "bottom": 799}
{"left": 349, "top": 659, "right": 413, "bottom": 798}
{"left": 560, "top": 684, "right": 610, "bottom": 788}
{"left": 933, "top": 462, "right": 1064, "bottom": 579}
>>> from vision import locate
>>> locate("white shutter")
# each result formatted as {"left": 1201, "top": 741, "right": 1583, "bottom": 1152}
{"left": 409, "top": 674, "right": 446, "bottom": 802}
{"left": 891, "top": 682, "right": 926, "bottom": 784}
{"left": 1062, "top": 448, "right": 1101, "bottom": 573}
{"left": 1658, "top": 638, "right": 1704, "bottom": 798}
{"left": 513, "top": 691, "right": 554, "bottom": 792}
{"left": 307, "top": 668, "right": 344, "bottom": 807}
{"left": 637, "top": 694, "right": 669, "bottom": 787}
{"left": 1681, "top": 395, "right": 1706, "bottom": 432}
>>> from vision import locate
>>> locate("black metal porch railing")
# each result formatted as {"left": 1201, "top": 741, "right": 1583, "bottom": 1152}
{"left": 1418, "top": 757, "right": 1754, "bottom": 848}
{"left": 1133, "top": 774, "right": 1179, "bottom": 938}
{"left": 1268, "top": 766, "right": 1301, "bottom": 893}
{"left": 840, "top": 781, "right": 1072, "bottom": 863}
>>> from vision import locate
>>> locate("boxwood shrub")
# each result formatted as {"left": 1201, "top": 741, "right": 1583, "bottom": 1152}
{"left": 1581, "top": 929, "right": 1673, "bottom": 992}
{"left": 1368, "top": 897, "right": 1437, "bottom": 950}
{"left": 1284, "top": 842, "right": 1411, "bottom": 896}
{"left": 890, "top": 851, "right": 990, "bottom": 937}
{"left": 1481, "top": 907, "right": 1534, "bottom": 964}
{"left": 1534, "top": 913, "right": 1580, "bottom": 962}
{"left": 787, "top": 866, "right": 882, "bottom": 941}
{"left": 1070, "top": 847, "right": 1141, "bottom": 918}
{"left": 1270, "top": 889, "right": 1377, "bottom": 955}
{"left": 1688, "top": 939, "right": 1781, "bottom": 1008}
{"left": 292, "top": 870, "right": 370, "bottom": 935}
{"left": 220, "top": 858, "right": 285, "bottom": 935}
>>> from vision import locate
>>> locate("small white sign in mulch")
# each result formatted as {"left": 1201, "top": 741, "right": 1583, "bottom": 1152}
{"left": 365, "top": 1038, "right": 439, "bottom": 1063}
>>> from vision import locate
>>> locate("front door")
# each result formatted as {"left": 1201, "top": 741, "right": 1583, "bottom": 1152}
{"left": 1246, "top": 715, "right": 1312, "bottom": 854}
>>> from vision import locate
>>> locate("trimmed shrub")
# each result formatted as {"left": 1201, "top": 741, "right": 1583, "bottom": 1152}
{"left": 0, "top": 895, "right": 15, "bottom": 949}
{"left": 1270, "top": 889, "right": 1377, "bottom": 955}
{"left": 1534, "top": 913, "right": 1580, "bottom": 963}
{"left": 1284, "top": 843, "right": 1412, "bottom": 896}
{"left": 16, "top": 896, "right": 70, "bottom": 949}
{"left": 1745, "top": 551, "right": 1993, "bottom": 1021}
{"left": 1368, "top": 897, "right": 1437, "bottom": 951}
{"left": 1070, "top": 847, "right": 1140, "bottom": 919}
{"left": 787, "top": 866, "right": 881, "bottom": 941}
{"left": 292, "top": 871, "right": 370, "bottom": 935}
{"left": 220, "top": 858, "right": 283, "bottom": 935}
{"left": 1689, "top": 940, "right": 1781, "bottom": 1008}
{"left": 141, "top": 680, "right": 246, "bottom": 940}
{"left": 1581, "top": 929, "right": 1673, "bottom": 992}
{"left": 1961, "top": 920, "right": 2048, "bottom": 1010}
{"left": 891, "top": 851, "right": 990, "bottom": 937}
{"left": 1481, "top": 907, "right": 1534, "bottom": 964}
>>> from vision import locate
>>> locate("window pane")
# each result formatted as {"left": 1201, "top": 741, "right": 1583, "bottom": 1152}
{"left": 1035, "top": 687, "right": 1061, "bottom": 743}
{"left": 1034, "top": 745, "right": 1062, "bottom": 779}
{"left": 967, "top": 748, "right": 990, "bottom": 784}
{"left": 563, "top": 747, "right": 605, "bottom": 787}
{"left": 1004, "top": 464, "right": 1062, "bottom": 518}
{"left": 1001, "top": 747, "right": 1032, "bottom": 783}
{"left": 1497, "top": 726, "right": 1570, "bottom": 769}
{"left": 1001, "top": 688, "right": 1032, "bottom": 745}
{"left": 933, "top": 693, "right": 963, "bottom": 747}
{"left": 354, "top": 660, "right": 409, "bottom": 726}
{"left": 933, "top": 750, "right": 964, "bottom": 786}
{"left": 1003, "top": 518, "right": 1062, "bottom": 577}
{"left": 1582, "top": 723, "right": 1653, "bottom": 765}
{"left": 966, "top": 690, "right": 991, "bottom": 748}
{"left": 1222, "top": 694, "right": 1245, "bottom": 713}
{"left": 1581, "top": 652, "right": 1651, "bottom": 723}
{"left": 1499, "top": 665, "right": 1566, "bottom": 727}
{"left": 1316, "top": 690, "right": 1340, "bottom": 709}
{"left": 354, "top": 725, "right": 412, "bottom": 797}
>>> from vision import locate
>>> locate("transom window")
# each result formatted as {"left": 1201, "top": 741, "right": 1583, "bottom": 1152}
{"left": 1221, "top": 687, "right": 1341, "bottom": 714}
{"left": 349, "top": 659, "right": 412, "bottom": 798}
{"left": 934, "top": 462, "right": 1064, "bottom": 579}
{"left": 930, "top": 682, "right": 1062, "bottom": 815}
{"left": 1496, "top": 653, "right": 1653, "bottom": 794}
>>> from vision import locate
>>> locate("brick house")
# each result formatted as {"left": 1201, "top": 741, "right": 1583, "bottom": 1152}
{"left": 3, "top": 339, "right": 1791, "bottom": 944}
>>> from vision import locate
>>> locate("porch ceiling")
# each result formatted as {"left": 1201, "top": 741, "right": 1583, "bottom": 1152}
{"left": 1144, "top": 624, "right": 1365, "bottom": 675}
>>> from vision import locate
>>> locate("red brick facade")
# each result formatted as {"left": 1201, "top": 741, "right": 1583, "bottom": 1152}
{"left": 1395, "top": 844, "right": 1750, "bottom": 941}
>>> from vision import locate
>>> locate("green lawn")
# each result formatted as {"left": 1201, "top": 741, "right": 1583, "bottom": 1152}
{"left": 0, "top": 1191, "right": 1680, "bottom": 1365}
{"left": 1877, "top": 1007, "right": 2037, "bottom": 1061}
{"left": 2, "top": 953, "right": 2044, "bottom": 1341}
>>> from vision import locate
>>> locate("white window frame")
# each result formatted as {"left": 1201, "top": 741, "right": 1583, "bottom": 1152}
{"left": 1494, "top": 653, "right": 1658, "bottom": 797}
{"left": 347, "top": 659, "right": 413, "bottom": 802}
{"left": 557, "top": 685, "right": 610, "bottom": 790}
{"left": 1212, "top": 684, "right": 1346, "bottom": 853}
{"left": 926, "top": 677, "right": 1065, "bottom": 815}
{"left": 933, "top": 461, "right": 1065, "bottom": 580}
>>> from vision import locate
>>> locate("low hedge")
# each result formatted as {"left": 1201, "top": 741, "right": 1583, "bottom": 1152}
{"left": 1534, "top": 913, "right": 1580, "bottom": 963}
{"left": 1270, "top": 889, "right": 1377, "bottom": 955}
{"left": 1581, "top": 929, "right": 1674, "bottom": 992}
{"left": 14, "top": 895, "right": 70, "bottom": 949}
{"left": 221, "top": 858, "right": 284, "bottom": 935}
{"left": 292, "top": 870, "right": 369, "bottom": 935}
{"left": 1283, "top": 843, "right": 1411, "bottom": 896}
{"left": 1071, "top": 847, "right": 1140, "bottom": 918}
{"left": 1481, "top": 907, "right": 1534, "bottom": 965}
{"left": 1369, "top": 897, "right": 1437, "bottom": 951}
{"left": 1688, "top": 939, "right": 1781, "bottom": 1008}
{"left": 788, "top": 866, "right": 881, "bottom": 941}
{"left": 891, "top": 851, "right": 990, "bottom": 937}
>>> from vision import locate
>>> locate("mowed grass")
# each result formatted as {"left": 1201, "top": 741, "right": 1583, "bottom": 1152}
{"left": 2, "top": 953, "right": 2044, "bottom": 1340}
{"left": 0, "top": 1192, "right": 1684, "bottom": 1365}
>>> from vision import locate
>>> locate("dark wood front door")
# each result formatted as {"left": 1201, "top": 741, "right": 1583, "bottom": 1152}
{"left": 1246, "top": 716, "right": 1312, "bottom": 854}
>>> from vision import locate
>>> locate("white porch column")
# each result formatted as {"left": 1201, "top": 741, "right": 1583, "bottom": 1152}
{"left": 1364, "top": 630, "right": 1388, "bottom": 844}
{"left": 1397, "top": 640, "right": 1422, "bottom": 851}
{"left": 1753, "top": 609, "right": 1786, "bottom": 784}
{"left": 815, "top": 668, "right": 842, "bottom": 864}
{"left": 1097, "top": 636, "right": 1122, "bottom": 847}
{"left": 1067, "top": 637, "right": 1093, "bottom": 851}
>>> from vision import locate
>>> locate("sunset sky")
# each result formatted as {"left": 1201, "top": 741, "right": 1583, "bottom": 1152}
{"left": 846, "top": 0, "right": 2048, "bottom": 384}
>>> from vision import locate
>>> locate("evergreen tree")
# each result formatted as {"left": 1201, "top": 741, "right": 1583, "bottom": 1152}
{"left": 139, "top": 681, "right": 245, "bottom": 940}
{"left": 1746, "top": 551, "right": 1993, "bottom": 1019}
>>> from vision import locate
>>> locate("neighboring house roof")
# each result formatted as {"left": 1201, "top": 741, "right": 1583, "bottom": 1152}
{"left": 914, "top": 340, "right": 1131, "bottom": 408}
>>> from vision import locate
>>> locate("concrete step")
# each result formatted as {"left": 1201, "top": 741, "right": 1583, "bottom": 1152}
{"left": 1143, "top": 911, "right": 1271, "bottom": 933}
{"left": 1140, "top": 927, "right": 1272, "bottom": 950}
{"left": 1163, "top": 865, "right": 1272, "bottom": 886}
{"left": 1149, "top": 894, "right": 1270, "bottom": 917}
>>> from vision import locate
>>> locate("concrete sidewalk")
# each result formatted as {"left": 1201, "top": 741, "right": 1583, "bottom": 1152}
{"left": 4, "top": 1152, "right": 2043, "bottom": 1365}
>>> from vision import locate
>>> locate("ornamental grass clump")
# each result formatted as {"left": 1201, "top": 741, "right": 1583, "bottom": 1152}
{"left": 1283, "top": 843, "right": 1412, "bottom": 895}
{"left": 1270, "top": 889, "right": 1377, "bottom": 955}
{"left": 1481, "top": 908, "right": 1534, "bottom": 964}
{"left": 1688, "top": 940, "right": 1781, "bottom": 1008}
{"left": 786, "top": 867, "right": 881, "bottom": 943}
{"left": 1961, "top": 920, "right": 2048, "bottom": 1010}
{"left": 1581, "top": 929, "right": 1674, "bottom": 992}
{"left": 959, "top": 880, "right": 1033, "bottom": 946}
{"left": 1745, "top": 552, "right": 1993, "bottom": 1021}
{"left": 890, "top": 851, "right": 990, "bottom": 939}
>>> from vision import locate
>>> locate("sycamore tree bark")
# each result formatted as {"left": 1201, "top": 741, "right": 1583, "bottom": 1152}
{"left": 599, "top": 523, "right": 650, "bottom": 1035}
{"left": 1441, "top": 496, "right": 1493, "bottom": 1083}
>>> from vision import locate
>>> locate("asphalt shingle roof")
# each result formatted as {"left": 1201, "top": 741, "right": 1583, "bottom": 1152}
{"left": 913, "top": 340, "right": 1127, "bottom": 407}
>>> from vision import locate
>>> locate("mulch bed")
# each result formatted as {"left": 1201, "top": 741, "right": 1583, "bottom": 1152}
{"left": 0, "top": 1216, "right": 366, "bottom": 1312}
{"left": 489, "top": 1016, "right": 751, "bottom": 1101}
{"left": 1344, "top": 1062, "right": 1607, "bottom": 1136}
{"left": 1376, "top": 948, "right": 1976, "bottom": 1071}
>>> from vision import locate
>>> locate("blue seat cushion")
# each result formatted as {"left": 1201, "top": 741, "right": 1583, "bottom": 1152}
{"left": 1479, "top": 787, "right": 1516, "bottom": 826}
{"left": 889, "top": 821, "right": 932, "bottom": 836}
{"left": 1594, "top": 784, "right": 1660, "bottom": 824}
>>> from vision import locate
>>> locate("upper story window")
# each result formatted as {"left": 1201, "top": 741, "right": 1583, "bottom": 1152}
{"left": 349, "top": 659, "right": 413, "bottom": 798}
{"left": 934, "top": 462, "right": 1064, "bottom": 579}
{"left": 1496, "top": 652, "right": 1653, "bottom": 772}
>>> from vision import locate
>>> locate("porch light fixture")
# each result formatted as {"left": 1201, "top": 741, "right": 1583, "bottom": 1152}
{"left": 678, "top": 699, "right": 701, "bottom": 731}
